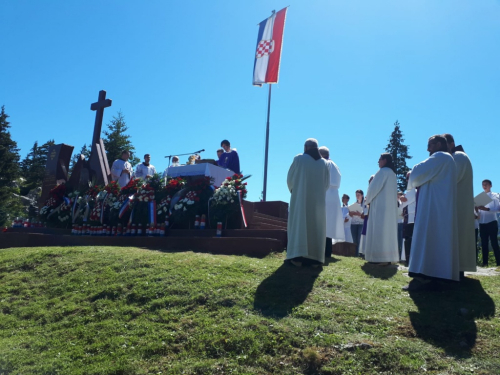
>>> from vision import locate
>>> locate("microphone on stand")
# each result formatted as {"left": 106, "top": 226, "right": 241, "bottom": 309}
{"left": 194, "top": 149, "right": 205, "bottom": 154}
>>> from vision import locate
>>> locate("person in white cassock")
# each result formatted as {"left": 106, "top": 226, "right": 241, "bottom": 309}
{"left": 342, "top": 194, "right": 354, "bottom": 243}
{"left": 134, "top": 154, "right": 157, "bottom": 180}
{"left": 319, "top": 146, "right": 345, "bottom": 258}
{"left": 364, "top": 153, "right": 399, "bottom": 264}
{"left": 286, "top": 138, "right": 330, "bottom": 267}
{"left": 403, "top": 135, "right": 459, "bottom": 291}
{"left": 443, "top": 134, "right": 476, "bottom": 275}
{"left": 111, "top": 150, "right": 133, "bottom": 188}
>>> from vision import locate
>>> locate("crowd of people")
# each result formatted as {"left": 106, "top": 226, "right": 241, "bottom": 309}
{"left": 286, "top": 135, "right": 500, "bottom": 292}
{"left": 109, "top": 139, "right": 241, "bottom": 188}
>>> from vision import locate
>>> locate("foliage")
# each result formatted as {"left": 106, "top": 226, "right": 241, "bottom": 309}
{"left": 20, "top": 139, "right": 55, "bottom": 195}
{"left": 385, "top": 120, "right": 412, "bottom": 192}
{"left": 102, "top": 111, "right": 140, "bottom": 168}
{"left": 210, "top": 174, "right": 249, "bottom": 226}
{"left": 0, "top": 247, "right": 498, "bottom": 374}
{"left": 0, "top": 106, "right": 22, "bottom": 226}
{"left": 169, "top": 176, "right": 214, "bottom": 227}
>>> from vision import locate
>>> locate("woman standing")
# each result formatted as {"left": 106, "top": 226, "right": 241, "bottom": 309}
{"left": 364, "top": 153, "right": 399, "bottom": 264}
{"left": 350, "top": 190, "right": 365, "bottom": 255}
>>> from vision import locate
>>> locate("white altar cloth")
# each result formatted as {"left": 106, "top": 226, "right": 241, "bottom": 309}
{"left": 166, "top": 164, "right": 234, "bottom": 187}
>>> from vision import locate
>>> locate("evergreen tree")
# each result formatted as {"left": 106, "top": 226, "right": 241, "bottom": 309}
{"left": 385, "top": 121, "right": 412, "bottom": 192}
{"left": 69, "top": 143, "right": 91, "bottom": 172}
{"left": 20, "top": 139, "right": 55, "bottom": 194}
{"left": 0, "top": 106, "right": 23, "bottom": 226}
{"left": 103, "top": 110, "right": 140, "bottom": 168}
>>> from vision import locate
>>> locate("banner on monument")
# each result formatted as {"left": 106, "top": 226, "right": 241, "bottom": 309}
{"left": 253, "top": 7, "right": 288, "bottom": 87}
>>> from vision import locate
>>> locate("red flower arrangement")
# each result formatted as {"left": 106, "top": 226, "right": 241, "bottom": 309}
{"left": 49, "top": 184, "right": 66, "bottom": 202}
{"left": 121, "top": 178, "right": 143, "bottom": 196}
{"left": 87, "top": 185, "right": 102, "bottom": 198}
{"left": 104, "top": 181, "right": 120, "bottom": 197}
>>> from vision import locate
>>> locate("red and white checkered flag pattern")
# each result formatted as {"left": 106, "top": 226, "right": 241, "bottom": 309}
{"left": 256, "top": 40, "right": 274, "bottom": 58}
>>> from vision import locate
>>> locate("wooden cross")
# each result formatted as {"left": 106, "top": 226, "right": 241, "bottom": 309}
{"left": 87, "top": 90, "right": 112, "bottom": 186}
{"left": 90, "top": 90, "right": 112, "bottom": 147}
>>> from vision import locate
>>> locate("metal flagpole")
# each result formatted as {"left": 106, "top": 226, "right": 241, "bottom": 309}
{"left": 263, "top": 84, "right": 272, "bottom": 202}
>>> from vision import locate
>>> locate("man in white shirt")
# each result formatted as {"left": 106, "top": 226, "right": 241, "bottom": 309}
{"left": 110, "top": 150, "right": 133, "bottom": 188}
{"left": 134, "top": 154, "right": 156, "bottom": 180}
{"left": 476, "top": 179, "right": 500, "bottom": 267}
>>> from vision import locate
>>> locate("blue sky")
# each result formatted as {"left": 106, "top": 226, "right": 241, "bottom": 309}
{"left": 1, "top": 1, "right": 499, "bottom": 202}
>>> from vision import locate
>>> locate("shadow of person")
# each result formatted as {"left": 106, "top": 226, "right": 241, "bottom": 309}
{"left": 361, "top": 262, "right": 398, "bottom": 279}
{"left": 253, "top": 263, "right": 322, "bottom": 318}
{"left": 325, "top": 256, "right": 341, "bottom": 265}
{"left": 408, "top": 277, "right": 495, "bottom": 358}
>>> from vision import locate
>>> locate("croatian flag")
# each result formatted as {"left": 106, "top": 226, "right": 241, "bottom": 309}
{"left": 253, "top": 8, "right": 288, "bottom": 87}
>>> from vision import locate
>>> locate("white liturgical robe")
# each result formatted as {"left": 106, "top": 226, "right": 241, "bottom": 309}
{"left": 134, "top": 163, "right": 156, "bottom": 180}
{"left": 453, "top": 151, "right": 476, "bottom": 272}
{"left": 287, "top": 153, "right": 330, "bottom": 263}
{"left": 408, "top": 151, "right": 459, "bottom": 281}
{"left": 111, "top": 159, "right": 133, "bottom": 188}
{"left": 364, "top": 167, "right": 399, "bottom": 263}
{"left": 324, "top": 160, "right": 345, "bottom": 243}
{"left": 342, "top": 206, "right": 353, "bottom": 242}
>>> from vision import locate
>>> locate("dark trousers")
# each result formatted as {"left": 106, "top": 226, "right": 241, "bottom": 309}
{"left": 325, "top": 237, "right": 332, "bottom": 258}
{"left": 397, "top": 223, "right": 404, "bottom": 254}
{"left": 403, "top": 223, "right": 414, "bottom": 266}
{"left": 479, "top": 221, "right": 500, "bottom": 266}
{"left": 351, "top": 224, "right": 363, "bottom": 256}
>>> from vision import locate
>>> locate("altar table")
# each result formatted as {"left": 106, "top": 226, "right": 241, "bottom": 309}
{"left": 166, "top": 164, "right": 234, "bottom": 187}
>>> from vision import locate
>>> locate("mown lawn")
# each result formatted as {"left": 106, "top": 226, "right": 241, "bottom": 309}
{"left": 0, "top": 246, "right": 498, "bottom": 374}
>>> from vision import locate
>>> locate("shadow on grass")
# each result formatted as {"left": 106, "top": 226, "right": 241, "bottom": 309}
{"left": 253, "top": 263, "right": 322, "bottom": 318}
{"left": 360, "top": 263, "right": 398, "bottom": 279}
{"left": 408, "top": 277, "right": 495, "bottom": 358}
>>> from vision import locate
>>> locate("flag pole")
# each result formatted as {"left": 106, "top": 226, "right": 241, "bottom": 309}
{"left": 263, "top": 84, "right": 272, "bottom": 202}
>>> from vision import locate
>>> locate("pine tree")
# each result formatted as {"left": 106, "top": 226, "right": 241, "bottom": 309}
{"left": 0, "top": 106, "right": 23, "bottom": 226}
{"left": 102, "top": 110, "right": 140, "bottom": 167}
{"left": 385, "top": 121, "right": 412, "bottom": 192}
{"left": 20, "top": 139, "right": 55, "bottom": 194}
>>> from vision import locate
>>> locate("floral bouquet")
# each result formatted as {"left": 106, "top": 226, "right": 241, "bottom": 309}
{"left": 169, "top": 176, "right": 214, "bottom": 228}
{"left": 210, "top": 174, "right": 250, "bottom": 228}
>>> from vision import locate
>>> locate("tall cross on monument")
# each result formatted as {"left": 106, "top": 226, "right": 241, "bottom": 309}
{"left": 87, "top": 90, "right": 112, "bottom": 186}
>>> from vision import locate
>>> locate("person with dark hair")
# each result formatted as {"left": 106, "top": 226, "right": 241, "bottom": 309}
{"left": 134, "top": 153, "right": 157, "bottom": 180}
{"left": 403, "top": 135, "right": 459, "bottom": 291}
{"left": 443, "top": 133, "right": 476, "bottom": 275}
{"left": 110, "top": 150, "right": 133, "bottom": 187}
{"left": 476, "top": 179, "right": 500, "bottom": 267}
{"left": 217, "top": 139, "right": 240, "bottom": 174}
{"left": 286, "top": 138, "right": 330, "bottom": 267}
{"left": 363, "top": 154, "right": 399, "bottom": 264}
{"left": 216, "top": 148, "right": 224, "bottom": 160}
{"left": 349, "top": 189, "right": 365, "bottom": 255}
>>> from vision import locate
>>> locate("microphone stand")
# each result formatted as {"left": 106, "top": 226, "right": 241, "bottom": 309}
{"left": 164, "top": 149, "right": 205, "bottom": 167}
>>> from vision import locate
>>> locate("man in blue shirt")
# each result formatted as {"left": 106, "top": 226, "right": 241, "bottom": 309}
{"left": 217, "top": 139, "right": 240, "bottom": 174}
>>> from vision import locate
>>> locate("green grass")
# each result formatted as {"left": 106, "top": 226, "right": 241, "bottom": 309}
{"left": 0, "top": 246, "right": 499, "bottom": 374}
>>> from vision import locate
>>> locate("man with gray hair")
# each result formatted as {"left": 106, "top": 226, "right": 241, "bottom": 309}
{"left": 319, "top": 146, "right": 345, "bottom": 258}
{"left": 286, "top": 138, "right": 330, "bottom": 267}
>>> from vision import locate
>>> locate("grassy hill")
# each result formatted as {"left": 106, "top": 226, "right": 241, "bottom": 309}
{"left": 0, "top": 246, "right": 499, "bottom": 374}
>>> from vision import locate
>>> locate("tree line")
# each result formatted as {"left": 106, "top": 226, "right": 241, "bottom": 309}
{"left": 0, "top": 107, "right": 140, "bottom": 226}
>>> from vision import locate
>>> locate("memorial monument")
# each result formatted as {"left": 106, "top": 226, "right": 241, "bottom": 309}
{"left": 40, "top": 90, "right": 113, "bottom": 204}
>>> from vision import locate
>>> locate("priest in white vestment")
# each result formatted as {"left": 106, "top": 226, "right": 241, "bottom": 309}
{"left": 405, "top": 135, "right": 459, "bottom": 289}
{"left": 364, "top": 154, "right": 399, "bottom": 264}
{"left": 287, "top": 139, "right": 330, "bottom": 266}
{"left": 134, "top": 153, "right": 157, "bottom": 180}
{"left": 443, "top": 134, "right": 476, "bottom": 274}
{"left": 319, "top": 146, "right": 345, "bottom": 257}
{"left": 110, "top": 150, "right": 133, "bottom": 188}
